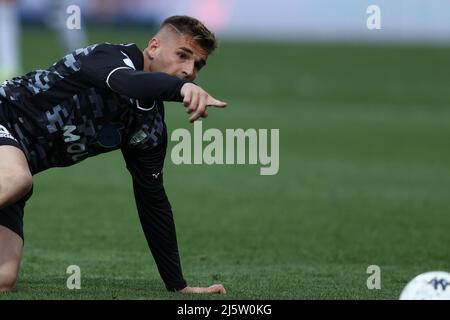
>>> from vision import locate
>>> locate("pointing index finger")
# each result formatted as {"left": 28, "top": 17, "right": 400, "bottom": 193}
{"left": 207, "top": 97, "right": 228, "bottom": 108}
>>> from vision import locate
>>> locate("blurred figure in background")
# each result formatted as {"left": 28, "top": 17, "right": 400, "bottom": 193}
{"left": 49, "top": 0, "right": 87, "bottom": 53}
{"left": 0, "top": 0, "right": 87, "bottom": 82}
{"left": 0, "top": 0, "right": 21, "bottom": 81}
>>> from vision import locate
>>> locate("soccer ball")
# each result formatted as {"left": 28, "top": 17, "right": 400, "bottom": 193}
{"left": 399, "top": 271, "right": 450, "bottom": 300}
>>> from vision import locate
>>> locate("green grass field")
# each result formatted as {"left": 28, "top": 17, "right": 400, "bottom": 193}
{"left": 1, "top": 26, "right": 450, "bottom": 299}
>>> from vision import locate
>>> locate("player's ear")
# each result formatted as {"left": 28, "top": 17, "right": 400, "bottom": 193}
{"left": 147, "top": 38, "right": 160, "bottom": 58}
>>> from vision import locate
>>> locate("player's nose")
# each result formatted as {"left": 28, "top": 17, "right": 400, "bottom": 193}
{"left": 182, "top": 62, "right": 196, "bottom": 81}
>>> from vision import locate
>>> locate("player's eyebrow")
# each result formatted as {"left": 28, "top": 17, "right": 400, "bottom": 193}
{"left": 179, "top": 47, "right": 207, "bottom": 70}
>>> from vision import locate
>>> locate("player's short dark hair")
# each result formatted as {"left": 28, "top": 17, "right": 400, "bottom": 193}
{"left": 161, "top": 15, "right": 218, "bottom": 55}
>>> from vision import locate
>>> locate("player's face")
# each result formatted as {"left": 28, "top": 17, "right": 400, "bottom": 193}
{"left": 147, "top": 33, "right": 208, "bottom": 82}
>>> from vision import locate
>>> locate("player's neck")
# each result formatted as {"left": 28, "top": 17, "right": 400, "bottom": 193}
{"left": 142, "top": 49, "right": 151, "bottom": 72}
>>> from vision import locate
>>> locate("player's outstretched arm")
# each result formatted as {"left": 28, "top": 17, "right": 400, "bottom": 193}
{"left": 108, "top": 70, "right": 227, "bottom": 123}
{"left": 179, "top": 284, "right": 226, "bottom": 294}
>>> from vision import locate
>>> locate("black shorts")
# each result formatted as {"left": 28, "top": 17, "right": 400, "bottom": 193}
{"left": 0, "top": 185, "right": 33, "bottom": 241}
{"left": 0, "top": 118, "right": 33, "bottom": 240}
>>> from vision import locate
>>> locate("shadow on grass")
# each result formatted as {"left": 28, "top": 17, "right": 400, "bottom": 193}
{"left": 1, "top": 277, "right": 235, "bottom": 300}
{"left": 1, "top": 277, "right": 168, "bottom": 300}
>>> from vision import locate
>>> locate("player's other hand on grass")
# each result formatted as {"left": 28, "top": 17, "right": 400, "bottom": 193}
{"left": 180, "top": 83, "right": 227, "bottom": 123}
{"left": 179, "top": 284, "right": 226, "bottom": 294}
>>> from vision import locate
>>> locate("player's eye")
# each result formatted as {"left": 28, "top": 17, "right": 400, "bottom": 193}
{"left": 177, "top": 52, "right": 188, "bottom": 60}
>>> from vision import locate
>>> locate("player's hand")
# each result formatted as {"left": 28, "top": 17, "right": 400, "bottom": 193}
{"left": 178, "top": 284, "right": 227, "bottom": 294}
{"left": 180, "top": 83, "right": 227, "bottom": 123}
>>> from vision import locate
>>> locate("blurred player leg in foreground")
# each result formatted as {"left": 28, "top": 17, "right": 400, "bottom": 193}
{"left": 0, "top": 0, "right": 21, "bottom": 81}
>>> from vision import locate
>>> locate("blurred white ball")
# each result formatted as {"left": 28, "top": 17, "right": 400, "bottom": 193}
{"left": 400, "top": 271, "right": 450, "bottom": 300}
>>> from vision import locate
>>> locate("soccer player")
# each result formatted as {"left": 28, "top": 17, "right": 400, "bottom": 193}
{"left": 0, "top": 15, "right": 227, "bottom": 294}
